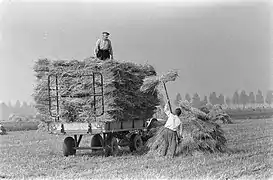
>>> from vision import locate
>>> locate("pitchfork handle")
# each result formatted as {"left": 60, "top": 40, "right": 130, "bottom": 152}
{"left": 163, "top": 82, "right": 172, "bottom": 113}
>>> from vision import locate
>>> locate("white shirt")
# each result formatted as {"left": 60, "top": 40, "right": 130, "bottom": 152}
{"left": 94, "top": 39, "right": 113, "bottom": 56}
{"left": 164, "top": 104, "right": 181, "bottom": 132}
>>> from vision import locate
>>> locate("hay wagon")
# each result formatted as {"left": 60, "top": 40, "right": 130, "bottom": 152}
{"left": 47, "top": 72, "right": 150, "bottom": 157}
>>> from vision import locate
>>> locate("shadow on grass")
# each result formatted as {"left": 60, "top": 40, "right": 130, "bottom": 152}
{"left": 73, "top": 146, "right": 150, "bottom": 158}
{"left": 225, "top": 148, "right": 249, "bottom": 155}
{"left": 1, "top": 121, "right": 39, "bottom": 131}
{"left": 69, "top": 145, "right": 251, "bottom": 159}
{"left": 0, "top": 174, "right": 11, "bottom": 179}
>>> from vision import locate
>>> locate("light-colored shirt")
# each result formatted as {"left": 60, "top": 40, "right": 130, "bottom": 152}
{"left": 94, "top": 39, "right": 113, "bottom": 56}
{"left": 164, "top": 104, "right": 181, "bottom": 132}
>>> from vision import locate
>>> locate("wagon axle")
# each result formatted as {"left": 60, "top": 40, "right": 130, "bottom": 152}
{"left": 63, "top": 132, "right": 145, "bottom": 157}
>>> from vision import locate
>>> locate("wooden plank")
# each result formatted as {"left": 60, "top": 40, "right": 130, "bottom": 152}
{"left": 53, "top": 119, "right": 147, "bottom": 135}
{"left": 56, "top": 122, "right": 89, "bottom": 131}
{"left": 75, "top": 147, "right": 103, "bottom": 150}
{"left": 61, "top": 129, "right": 103, "bottom": 135}
{"left": 105, "top": 119, "right": 145, "bottom": 130}
{"left": 122, "top": 121, "right": 133, "bottom": 129}
{"left": 55, "top": 122, "right": 106, "bottom": 131}
{"left": 102, "top": 127, "right": 146, "bottom": 133}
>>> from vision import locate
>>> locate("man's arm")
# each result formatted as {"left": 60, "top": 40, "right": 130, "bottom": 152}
{"left": 94, "top": 39, "right": 100, "bottom": 57}
{"left": 164, "top": 103, "right": 171, "bottom": 117}
{"left": 108, "top": 40, "right": 113, "bottom": 59}
{"left": 177, "top": 124, "right": 181, "bottom": 136}
{"left": 177, "top": 124, "right": 182, "bottom": 143}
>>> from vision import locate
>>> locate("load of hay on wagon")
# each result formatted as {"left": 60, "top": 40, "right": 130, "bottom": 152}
{"left": 33, "top": 58, "right": 160, "bottom": 123}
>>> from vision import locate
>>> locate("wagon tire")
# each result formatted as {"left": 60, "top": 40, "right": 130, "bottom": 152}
{"left": 129, "top": 134, "right": 143, "bottom": 152}
{"left": 105, "top": 136, "right": 119, "bottom": 157}
{"left": 63, "top": 137, "right": 76, "bottom": 157}
{"left": 91, "top": 134, "right": 103, "bottom": 152}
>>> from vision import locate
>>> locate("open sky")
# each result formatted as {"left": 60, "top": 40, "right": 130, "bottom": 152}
{"left": 0, "top": 0, "right": 272, "bottom": 104}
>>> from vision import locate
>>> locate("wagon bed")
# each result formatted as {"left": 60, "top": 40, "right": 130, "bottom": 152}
{"left": 53, "top": 119, "right": 146, "bottom": 135}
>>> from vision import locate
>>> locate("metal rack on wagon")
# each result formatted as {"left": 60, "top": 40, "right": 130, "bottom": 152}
{"left": 47, "top": 71, "right": 147, "bottom": 157}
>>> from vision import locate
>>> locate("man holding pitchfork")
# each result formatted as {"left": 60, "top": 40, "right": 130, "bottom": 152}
{"left": 162, "top": 101, "right": 182, "bottom": 158}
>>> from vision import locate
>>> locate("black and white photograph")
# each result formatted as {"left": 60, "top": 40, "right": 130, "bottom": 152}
{"left": 0, "top": 0, "right": 272, "bottom": 179}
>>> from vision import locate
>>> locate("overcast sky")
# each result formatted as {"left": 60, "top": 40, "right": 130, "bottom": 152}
{"left": 0, "top": 0, "right": 272, "bottom": 104}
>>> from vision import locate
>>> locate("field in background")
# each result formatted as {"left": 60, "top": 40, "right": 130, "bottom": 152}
{"left": 0, "top": 118, "right": 273, "bottom": 180}
{"left": 1, "top": 108, "right": 273, "bottom": 132}
{"left": 0, "top": 121, "right": 39, "bottom": 131}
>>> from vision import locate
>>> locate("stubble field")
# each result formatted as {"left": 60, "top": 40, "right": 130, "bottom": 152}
{"left": 0, "top": 118, "right": 273, "bottom": 180}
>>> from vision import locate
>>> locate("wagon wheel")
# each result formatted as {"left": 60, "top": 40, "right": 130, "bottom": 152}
{"left": 129, "top": 134, "right": 143, "bottom": 152}
{"left": 63, "top": 137, "right": 76, "bottom": 156}
{"left": 105, "top": 136, "right": 119, "bottom": 157}
{"left": 91, "top": 134, "right": 103, "bottom": 152}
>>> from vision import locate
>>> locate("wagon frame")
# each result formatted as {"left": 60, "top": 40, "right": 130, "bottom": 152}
{"left": 47, "top": 72, "right": 149, "bottom": 157}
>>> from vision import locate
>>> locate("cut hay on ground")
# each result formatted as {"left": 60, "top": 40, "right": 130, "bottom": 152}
{"left": 146, "top": 119, "right": 227, "bottom": 156}
{"left": 206, "top": 105, "right": 232, "bottom": 124}
{"left": 199, "top": 104, "right": 232, "bottom": 124}
{"left": 180, "top": 100, "right": 209, "bottom": 121}
{"left": 146, "top": 101, "right": 227, "bottom": 156}
{"left": 180, "top": 101, "right": 232, "bottom": 124}
{"left": 33, "top": 58, "right": 160, "bottom": 123}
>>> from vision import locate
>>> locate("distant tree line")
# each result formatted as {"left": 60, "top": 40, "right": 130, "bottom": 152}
{"left": 0, "top": 100, "right": 36, "bottom": 121}
{"left": 173, "top": 90, "right": 273, "bottom": 109}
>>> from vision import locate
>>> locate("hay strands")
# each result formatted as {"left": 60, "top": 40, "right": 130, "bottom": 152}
{"left": 140, "top": 70, "right": 178, "bottom": 112}
{"left": 33, "top": 59, "right": 160, "bottom": 123}
{"left": 140, "top": 71, "right": 178, "bottom": 93}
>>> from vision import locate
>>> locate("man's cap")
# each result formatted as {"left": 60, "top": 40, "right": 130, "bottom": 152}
{"left": 102, "top": 31, "right": 110, "bottom": 35}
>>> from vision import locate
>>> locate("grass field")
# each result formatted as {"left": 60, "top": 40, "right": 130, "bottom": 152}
{"left": 0, "top": 119, "right": 273, "bottom": 180}
{"left": 0, "top": 121, "right": 39, "bottom": 132}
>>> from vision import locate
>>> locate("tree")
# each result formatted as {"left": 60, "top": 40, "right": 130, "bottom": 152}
{"left": 256, "top": 90, "right": 264, "bottom": 104}
{"left": 265, "top": 90, "right": 273, "bottom": 105}
{"left": 15, "top": 100, "right": 21, "bottom": 109}
{"left": 7, "top": 101, "right": 12, "bottom": 108}
{"left": 245, "top": 94, "right": 249, "bottom": 107}
{"left": 174, "top": 93, "right": 182, "bottom": 107}
{"left": 209, "top": 92, "right": 213, "bottom": 105}
{"left": 232, "top": 91, "right": 239, "bottom": 108}
{"left": 185, "top": 93, "right": 191, "bottom": 103}
{"left": 209, "top": 92, "right": 218, "bottom": 105}
{"left": 192, "top": 93, "right": 201, "bottom": 108}
{"left": 248, "top": 92, "right": 255, "bottom": 105}
{"left": 218, "top": 94, "right": 225, "bottom": 105}
{"left": 0, "top": 102, "right": 9, "bottom": 120}
{"left": 203, "top": 96, "right": 208, "bottom": 104}
{"left": 7, "top": 101, "right": 14, "bottom": 114}
{"left": 225, "top": 96, "right": 231, "bottom": 107}
{"left": 200, "top": 96, "right": 208, "bottom": 107}
{"left": 239, "top": 90, "right": 248, "bottom": 108}
{"left": 22, "top": 101, "right": 28, "bottom": 109}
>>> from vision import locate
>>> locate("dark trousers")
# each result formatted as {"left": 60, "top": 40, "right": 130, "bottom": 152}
{"left": 97, "top": 49, "right": 110, "bottom": 60}
{"left": 162, "top": 127, "right": 177, "bottom": 157}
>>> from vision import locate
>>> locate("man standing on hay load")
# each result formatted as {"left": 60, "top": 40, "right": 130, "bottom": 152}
{"left": 162, "top": 102, "right": 182, "bottom": 158}
{"left": 94, "top": 31, "right": 114, "bottom": 60}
